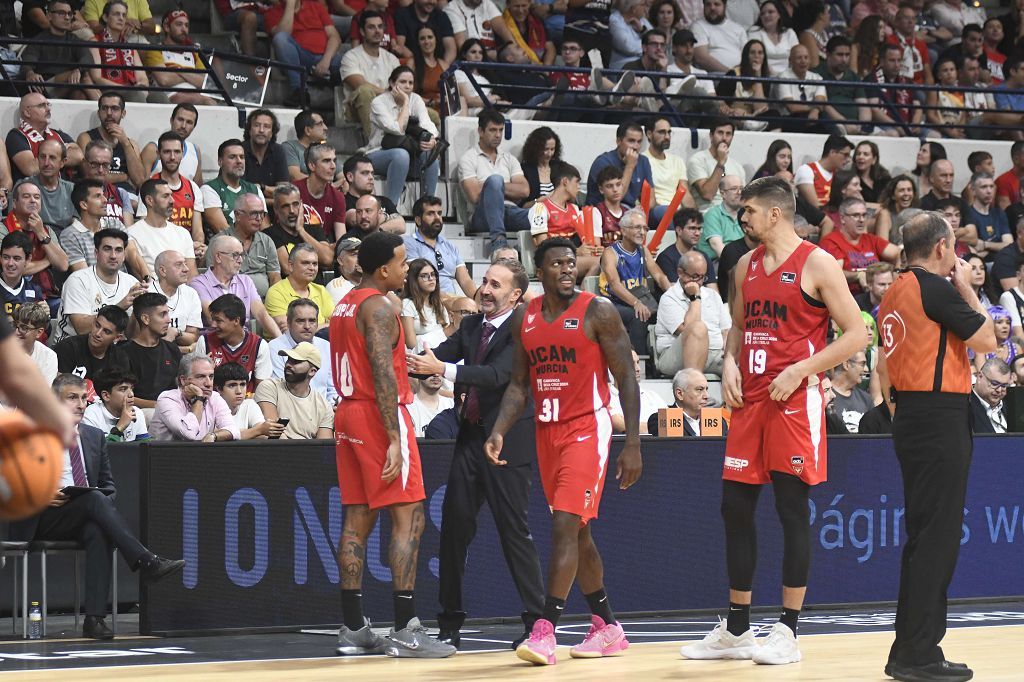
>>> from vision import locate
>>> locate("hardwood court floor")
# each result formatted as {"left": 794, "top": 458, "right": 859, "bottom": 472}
{"left": 5, "top": 625, "right": 1023, "bottom": 681}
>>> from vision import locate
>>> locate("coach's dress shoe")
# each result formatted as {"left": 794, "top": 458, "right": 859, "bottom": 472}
{"left": 138, "top": 555, "right": 186, "bottom": 582}
{"left": 887, "top": 660, "right": 972, "bottom": 681}
{"left": 83, "top": 615, "right": 114, "bottom": 640}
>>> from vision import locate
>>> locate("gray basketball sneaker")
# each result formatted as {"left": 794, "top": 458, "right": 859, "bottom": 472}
{"left": 336, "top": 618, "right": 387, "bottom": 655}
{"left": 384, "top": 618, "right": 457, "bottom": 658}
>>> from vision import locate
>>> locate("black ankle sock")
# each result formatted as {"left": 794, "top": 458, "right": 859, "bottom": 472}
{"left": 726, "top": 602, "right": 750, "bottom": 636}
{"left": 780, "top": 607, "right": 800, "bottom": 635}
{"left": 341, "top": 590, "right": 365, "bottom": 631}
{"left": 393, "top": 590, "right": 416, "bottom": 631}
{"left": 584, "top": 588, "right": 616, "bottom": 625}
{"left": 542, "top": 595, "right": 566, "bottom": 627}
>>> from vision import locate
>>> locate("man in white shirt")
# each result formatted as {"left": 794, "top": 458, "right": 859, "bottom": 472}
{"left": 794, "top": 134, "right": 854, "bottom": 209}
{"left": 126, "top": 179, "right": 197, "bottom": 281}
{"left": 136, "top": 133, "right": 205, "bottom": 253}
{"left": 445, "top": 0, "right": 512, "bottom": 57}
{"left": 54, "top": 228, "right": 144, "bottom": 343}
{"left": 609, "top": 350, "right": 667, "bottom": 434}
{"left": 267, "top": 298, "right": 337, "bottom": 404}
{"left": 655, "top": 251, "right": 731, "bottom": 377}
{"left": 408, "top": 373, "right": 455, "bottom": 436}
{"left": 82, "top": 366, "right": 149, "bottom": 442}
{"left": 458, "top": 109, "right": 531, "bottom": 252}
{"left": 13, "top": 302, "right": 57, "bottom": 386}
{"left": 692, "top": 0, "right": 748, "bottom": 72}
{"left": 776, "top": 45, "right": 828, "bottom": 133}
{"left": 150, "top": 250, "right": 202, "bottom": 350}
{"left": 339, "top": 11, "right": 401, "bottom": 138}
{"left": 685, "top": 118, "right": 746, "bottom": 212}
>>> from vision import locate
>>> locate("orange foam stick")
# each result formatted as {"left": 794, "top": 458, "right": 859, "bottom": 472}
{"left": 647, "top": 185, "right": 686, "bottom": 254}
{"left": 640, "top": 180, "right": 652, "bottom": 217}
{"left": 580, "top": 206, "right": 596, "bottom": 246}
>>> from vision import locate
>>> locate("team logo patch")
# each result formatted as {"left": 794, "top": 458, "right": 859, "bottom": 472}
{"left": 184, "top": 192, "right": 193, "bottom": 201}
{"left": 780, "top": 272, "right": 796, "bottom": 284}
{"left": 241, "top": 354, "right": 251, "bottom": 363}
{"left": 563, "top": 319, "right": 580, "bottom": 330}
{"left": 791, "top": 455, "right": 804, "bottom": 474}
{"left": 724, "top": 456, "right": 749, "bottom": 470}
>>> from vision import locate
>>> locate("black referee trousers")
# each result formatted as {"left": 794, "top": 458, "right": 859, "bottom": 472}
{"left": 437, "top": 423, "right": 544, "bottom": 630}
{"left": 888, "top": 392, "right": 973, "bottom": 667}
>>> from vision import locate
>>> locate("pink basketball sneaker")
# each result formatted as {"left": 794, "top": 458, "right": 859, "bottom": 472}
{"left": 570, "top": 616, "right": 629, "bottom": 658}
{"left": 516, "top": 618, "right": 558, "bottom": 665}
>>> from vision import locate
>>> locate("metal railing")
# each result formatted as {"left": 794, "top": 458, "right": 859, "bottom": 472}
{"left": 0, "top": 35, "right": 308, "bottom": 125}
{"left": 442, "top": 60, "right": 1024, "bottom": 137}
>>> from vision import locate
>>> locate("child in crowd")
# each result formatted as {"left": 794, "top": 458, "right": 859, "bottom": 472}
{"left": 593, "top": 164, "right": 630, "bottom": 247}
{"left": 214, "top": 362, "right": 283, "bottom": 440}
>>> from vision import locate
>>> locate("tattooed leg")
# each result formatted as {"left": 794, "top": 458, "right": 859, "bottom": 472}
{"left": 388, "top": 502, "right": 425, "bottom": 591}
{"left": 340, "top": 504, "right": 378, "bottom": 590}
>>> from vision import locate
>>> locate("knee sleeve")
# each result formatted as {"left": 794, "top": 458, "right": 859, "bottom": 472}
{"left": 771, "top": 472, "right": 811, "bottom": 588}
{"left": 721, "top": 480, "right": 760, "bottom": 591}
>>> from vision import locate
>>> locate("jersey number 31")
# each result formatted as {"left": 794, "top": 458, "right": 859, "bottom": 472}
{"left": 538, "top": 398, "right": 560, "bottom": 422}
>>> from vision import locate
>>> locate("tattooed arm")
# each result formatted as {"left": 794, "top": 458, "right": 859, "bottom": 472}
{"left": 589, "top": 296, "right": 643, "bottom": 490}
{"left": 484, "top": 305, "right": 529, "bottom": 466}
{"left": 359, "top": 294, "right": 403, "bottom": 482}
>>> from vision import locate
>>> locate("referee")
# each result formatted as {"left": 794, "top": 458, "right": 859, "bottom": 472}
{"left": 406, "top": 258, "right": 543, "bottom": 649}
{"left": 877, "top": 212, "right": 995, "bottom": 682}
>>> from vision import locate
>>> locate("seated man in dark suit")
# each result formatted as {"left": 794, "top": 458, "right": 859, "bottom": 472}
{"left": 406, "top": 258, "right": 542, "bottom": 648}
{"left": 647, "top": 368, "right": 710, "bottom": 437}
{"left": 970, "top": 357, "right": 1011, "bottom": 433}
{"left": 10, "top": 374, "right": 185, "bottom": 639}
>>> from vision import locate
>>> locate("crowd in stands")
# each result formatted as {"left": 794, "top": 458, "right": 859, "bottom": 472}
{"left": 1, "top": 0, "right": 1024, "bottom": 441}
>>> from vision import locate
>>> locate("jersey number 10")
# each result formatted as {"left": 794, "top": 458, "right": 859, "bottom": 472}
{"left": 538, "top": 398, "right": 560, "bottom": 422}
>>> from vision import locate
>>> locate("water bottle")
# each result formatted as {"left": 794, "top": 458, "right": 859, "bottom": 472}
{"left": 28, "top": 602, "right": 41, "bottom": 640}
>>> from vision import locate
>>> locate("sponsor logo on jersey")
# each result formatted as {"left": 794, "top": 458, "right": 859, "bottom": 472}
{"left": 564, "top": 318, "right": 579, "bottom": 330}
{"left": 791, "top": 455, "right": 804, "bottom": 474}
{"left": 724, "top": 456, "right": 749, "bottom": 470}
{"left": 584, "top": 489, "right": 593, "bottom": 509}
{"left": 780, "top": 272, "right": 796, "bottom": 284}
{"left": 744, "top": 299, "right": 787, "bottom": 330}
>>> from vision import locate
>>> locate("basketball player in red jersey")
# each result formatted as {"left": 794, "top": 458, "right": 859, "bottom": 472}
{"left": 681, "top": 177, "right": 868, "bottom": 665}
{"left": 330, "top": 231, "right": 455, "bottom": 660}
{"left": 485, "top": 237, "right": 642, "bottom": 666}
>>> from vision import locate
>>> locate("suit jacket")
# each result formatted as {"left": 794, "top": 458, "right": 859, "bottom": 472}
{"left": 9, "top": 424, "right": 116, "bottom": 540}
{"left": 646, "top": 408, "right": 711, "bottom": 437}
{"left": 970, "top": 391, "right": 1006, "bottom": 434}
{"left": 426, "top": 312, "right": 536, "bottom": 466}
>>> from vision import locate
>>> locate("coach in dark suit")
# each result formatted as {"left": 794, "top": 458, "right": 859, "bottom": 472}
{"left": 970, "top": 358, "right": 1012, "bottom": 433}
{"left": 407, "top": 258, "right": 543, "bottom": 648}
{"left": 10, "top": 374, "right": 185, "bottom": 639}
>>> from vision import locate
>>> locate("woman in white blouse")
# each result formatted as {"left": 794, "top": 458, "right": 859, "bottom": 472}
{"left": 366, "top": 65, "right": 441, "bottom": 209}
{"left": 747, "top": 0, "right": 799, "bottom": 76}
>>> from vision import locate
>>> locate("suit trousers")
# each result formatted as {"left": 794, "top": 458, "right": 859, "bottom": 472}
{"left": 438, "top": 422, "right": 544, "bottom": 630}
{"left": 33, "top": 491, "right": 148, "bottom": 616}
{"left": 888, "top": 394, "right": 973, "bottom": 667}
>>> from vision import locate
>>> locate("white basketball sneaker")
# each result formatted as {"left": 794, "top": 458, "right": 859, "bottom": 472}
{"left": 752, "top": 622, "right": 802, "bottom": 665}
{"left": 679, "top": 619, "right": 757, "bottom": 660}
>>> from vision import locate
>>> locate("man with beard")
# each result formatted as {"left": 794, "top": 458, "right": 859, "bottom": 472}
{"left": 830, "top": 349, "right": 874, "bottom": 433}
{"left": 265, "top": 183, "right": 333, "bottom": 279}
{"left": 201, "top": 139, "right": 266, "bottom": 237}
{"left": 269, "top": 298, "right": 337, "bottom": 403}
{"left": 347, "top": 194, "right": 384, "bottom": 242}
{"left": 342, "top": 154, "right": 405, "bottom": 233}
{"left": 243, "top": 109, "right": 290, "bottom": 195}
{"left": 136, "top": 132, "right": 205, "bottom": 257}
{"left": 121, "top": 292, "right": 183, "bottom": 409}
{"left": 642, "top": 117, "right": 695, "bottom": 214}
{"left": 140, "top": 104, "right": 204, "bottom": 185}
{"left": 256, "top": 341, "right": 333, "bottom": 439}
{"left": 142, "top": 9, "right": 216, "bottom": 105}
{"left": 406, "top": 257, "right": 542, "bottom": 649}
{"left": 76, "top": 92, "right": 146, "bottom": 189}
{"left": 404, "top": 195, "right": 476, "bottom": 298}
{"left": 68, "top": 177, "right": 121, "bottom": 272}
{"left": 656, "top": 208, "right": 717, "bottom": 286}
{"left": 6, "top": 92, "right": 82, "bottom": 184}
{"left": 691, "top": 0, "right": 747, "bottom": 73}
{"left": 125, "top": 178, "right": 197, "bottom": 281}
{"left": 81, "top": 140, "right": 134, "bottom": 228}
{"left": 20, "top": 0, "right": 98, "bottom": 100}
{"left": 296, "top": 143, "right": 346, "bottom": 243}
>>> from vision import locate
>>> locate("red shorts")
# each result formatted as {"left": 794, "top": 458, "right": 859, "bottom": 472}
{"left": 535, "top": 407, "right": 613, "bottom": 524}
{"left": 722, "top": 384, "right": 827, "bottom": 486}
{"left": 335, "top": 400, "right": 425, "bottom": 510}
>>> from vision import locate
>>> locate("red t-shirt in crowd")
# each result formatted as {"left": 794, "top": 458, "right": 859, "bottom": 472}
{"left": 996, "top": 169, "right": 1021, "bottom": 206}
{"left": 264, "top": 0, "right": 331, "bottom": 55}
{"left": 296, "top": 177, "right": 346, "bottom": 237}
{"left": 819, "top": 231, "right": 891, "bottom": 294}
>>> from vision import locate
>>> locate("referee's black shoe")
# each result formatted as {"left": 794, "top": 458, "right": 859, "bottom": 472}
{"left": 436, "top": 628, "right": 460, "bottom": 648}
{"left": 886, "top": 660, "right": 972, "bottom": 681}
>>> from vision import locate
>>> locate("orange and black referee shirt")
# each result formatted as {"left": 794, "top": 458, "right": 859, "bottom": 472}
{"left": 878, "top": 268, "right": 986, "bottom": 394}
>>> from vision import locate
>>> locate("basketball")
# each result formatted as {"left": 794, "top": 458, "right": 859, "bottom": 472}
{"left": 0, "top": 411, "right": 63, "bottom": 520}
